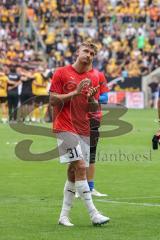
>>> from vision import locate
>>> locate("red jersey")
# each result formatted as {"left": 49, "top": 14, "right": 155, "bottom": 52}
{"left": 99, "top": 72, "right": 109, "bottom": 94}
{"left": 50, "top": 65, "right": 100, "bottom": 136}
{"left": 89, "top": 71, "right": 109, "bottom": 122}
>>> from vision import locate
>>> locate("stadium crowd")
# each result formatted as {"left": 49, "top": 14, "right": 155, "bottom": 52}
{"left": 27, "top": 0, "right": 160, "bottom": 78}
{"left": 0, "top": 0, "right": 160, "bottom": 122}
{"left": 0, "top": 0, "right": 51, "bottom": 123}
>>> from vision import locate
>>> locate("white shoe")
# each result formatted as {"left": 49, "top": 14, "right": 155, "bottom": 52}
{"left": 25, "top": 117, "right": 30, "bottom": 123}
{"left": 31, "top": 117, "right": 36, "bottom": 122}
{"left": 91, "top": 189, "right": 108, "bottom": 197}
{"left": 58, "top": 216, "right": 74, "bottom": 227}
{"left": 1, "top": 118, "right": 8, "bottom": 124}
{"left": 75, "top": 191, "right": 80, "bottom": 198}
{"left": 91, "top": 211, "right": 110, "bottom": 226}
{"left": 154, "top": 119, "right": 160, "bottom": 123}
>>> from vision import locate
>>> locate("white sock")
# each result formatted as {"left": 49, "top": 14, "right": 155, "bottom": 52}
{"left": 75, "top": 180, "right": 97, "bottom": 217}
{"left": 60, "top": 180, "right": 75, "bottom": 218}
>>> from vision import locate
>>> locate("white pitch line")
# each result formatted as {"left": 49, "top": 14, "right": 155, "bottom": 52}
{"left": 109, "top": 196, "right": 160, "bottom": 200}
{"left": 95, "top": 199, "right": 160, "bottom": 207}
{"left": 6, "top": 142, "right": 18, "bottom": 145}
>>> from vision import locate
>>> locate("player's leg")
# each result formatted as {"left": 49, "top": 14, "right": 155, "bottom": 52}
{"left": 74, "top": 159, "right": 98, "bottom": 216}
{"left": 74, "top": 136, "right": 110, "bottom": 225}
{"left": 58, "top": 133, "right": 91, "bottom": 226}
{"left": 23, "top": 94, "right": 34, "bottom": 122}
{"left": 8, "top": 95, "right": 13, "bottom": 121}
{"left": 27, "top": 95, "right": 34, "bottom": 122}
{"left": 0, "top": 98, "right": 8, "bottom": 123}
{"left": 58, "top": 132, "right": 93, "bottom": 225}
{"left": 58, "top": 132, "right": 110, "bottom": 226}
{"left": 0, "top": 101, "right": 1, "bottom": 122}
{"left": 32, "top": 96, "right": 41, "bottom": 122}
{"left": 75, "top": 125, "right": 97, "bottom": 197}
{"left": 88, "top": 150, "right": 108, "bottom": 197}
{"left": 40, "top": 96, "right": 49, "bottom": 122}
{"left": 20, "top": 94, "right": 26, "bottom": 121}
{"left": 87, "top": 137, "right": 96, "bottom": 192}
{"left": 87, "top": 120, "right": 108, "bottom": 196}
{"left": 158, "top": 98, "right": 160, "bottom": 121}
{"left": 87, "top": 119, "right": 99, "bottom": 192}
{"left": 12, "top": 94, "right": 19, "bottom": 121}
{"left": 87, "top": 162, "right": 95, "bottom": 191}
{"left": 45, "top": 103, "right": 52, "bottom": 122}
{"left": 59, "top": 164, "right": 76, "bottom": 226}
{"left": 58, "top": 132, "right": 78, "bottom": 226}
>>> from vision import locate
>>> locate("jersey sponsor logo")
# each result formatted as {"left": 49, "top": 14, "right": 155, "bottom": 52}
{"left": 63, "top": 81, "right": 77, "bottom": 93}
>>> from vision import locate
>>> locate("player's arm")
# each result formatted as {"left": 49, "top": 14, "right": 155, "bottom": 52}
{"left": 0, "top": 72, "right": 5, "bottom": 76}
{"left": 88, "top": 97, "right": 99, "bottom": 112}
{"left": 20, "top": 75, "right": 34, "bottom": 82}
{"left": 7, "top": 78, "right": 21, "bottom": 86}
{"left": 7, "top": 79, "right": 21, "bottom": 90}
{"left": 49, "top": 69, "right": 92, "bottom": 106}
{"left": 20, "top": 75, "right": 28, "bottom": 81}
{"left": 50, "top": 79, "right": 90, "bottom": 106}
{"left": 50, "top": 91, "right": 78, "bottom": 106}
{"left": 87, "top": 86, "right": 99, "bottom": 112}
{"left": 20, "top": 70, "right": 34, "bottom": 81}
{"left": 7, "top": 79, "right": 16, "bottom": 86}
{"left": 99, "top": 72, "right": 109, "bottom": 104}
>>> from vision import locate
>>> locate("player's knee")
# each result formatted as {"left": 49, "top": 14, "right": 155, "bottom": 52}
{"left": 68, "top": 164, "right": 75, "bottom": 182}
{"left": 90, "top": 148, "right": 96, "bottom": 164}
{"left": 68, "top": 165, "right": 75, "bottom": 175}
{"left": 75, "top": 160, "right": 86, "bottom": 177}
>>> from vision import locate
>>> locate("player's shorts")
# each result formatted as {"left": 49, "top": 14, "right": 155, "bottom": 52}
{"left": 0, "top": 97, "right": 7, "bottom": 104}
{"left": 151, "top": 92, "right": 157, "bottom": 100}
{"left": 56, "top": 131, "right": 90, "bottom": 167}
{"left": 34, "top": 95, "right": 49, "bottom": 105}
{"left": 20, "top": 94, "right": 34, "bottom": 105}
{"left": 90, "top": 118, "right": 100, "bottom": 164}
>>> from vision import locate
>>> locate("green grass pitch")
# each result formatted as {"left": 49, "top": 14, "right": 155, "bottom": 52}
{"left": 0, "top": 109, "right": 160, "bottom": 240}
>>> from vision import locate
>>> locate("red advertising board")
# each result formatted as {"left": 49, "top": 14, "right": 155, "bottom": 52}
{"left": 108, "top": 92, "right": 144, "bottom": 109}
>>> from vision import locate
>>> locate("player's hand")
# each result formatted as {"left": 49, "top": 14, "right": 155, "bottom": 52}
{"left": 11, "top": 81, "right": 21, "bottom": 88}
{"left": 0, "top": 72, "right": 5, "bottom": 76}
{"left": 15, "top": 81, "right": 21, "bottom": 86}
{"left": 8, "top": 86, "right": 13, "bottom": 91}
{"left": 76, "top": 78, "right": 91, "bottom": 95}
{"left": 87, "top": 85, "right": 99, "bottom": 98}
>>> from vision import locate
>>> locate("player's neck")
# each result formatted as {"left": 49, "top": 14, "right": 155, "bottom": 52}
{"left": 72, "top": 62, "right": 92, "bottom": 74}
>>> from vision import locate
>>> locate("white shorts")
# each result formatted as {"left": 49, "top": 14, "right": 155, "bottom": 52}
{"left": 56, "top": 131, "right": 90, "bottom": 167}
